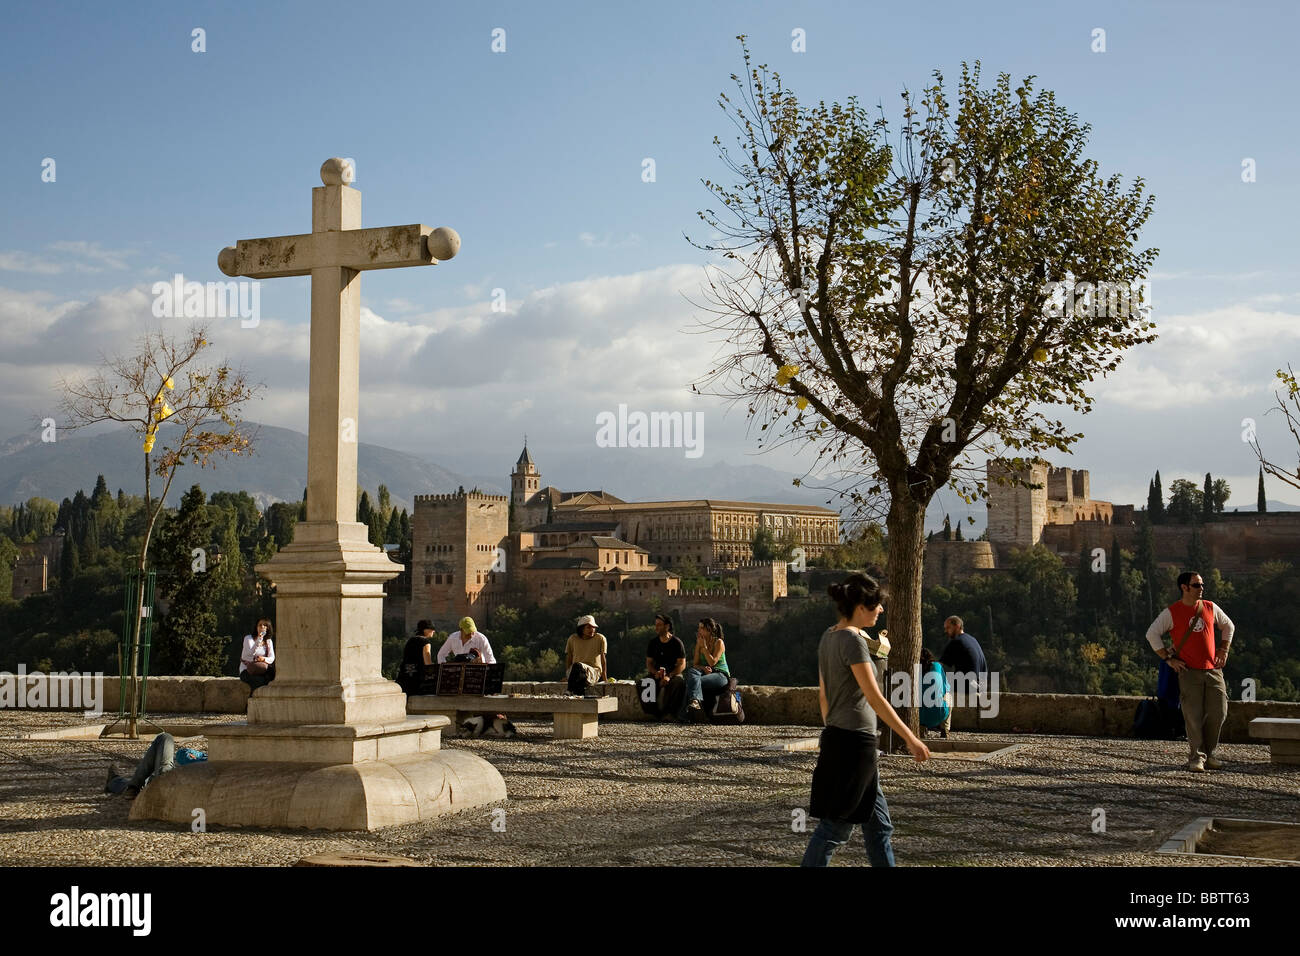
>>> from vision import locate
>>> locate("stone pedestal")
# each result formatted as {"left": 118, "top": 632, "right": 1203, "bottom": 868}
{"left": 130, "top": 527, "right": 506, "bottom": 830}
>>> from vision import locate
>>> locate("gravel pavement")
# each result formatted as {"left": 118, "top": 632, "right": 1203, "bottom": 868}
{"left": 1, "top": 711, "right": 1295, "bottom": 866}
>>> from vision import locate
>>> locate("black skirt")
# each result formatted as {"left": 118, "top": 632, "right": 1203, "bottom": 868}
{"left": 808, "top": 725, "right": 879, "bottom": 823}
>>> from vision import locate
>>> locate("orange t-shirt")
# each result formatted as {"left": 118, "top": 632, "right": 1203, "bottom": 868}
{"left": 1167, "top": 601, "right": 1217, "bottom": 670}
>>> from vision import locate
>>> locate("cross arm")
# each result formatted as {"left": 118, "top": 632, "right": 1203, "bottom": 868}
{"left": 218, "top": 224, "right": 457, "bottom": 278}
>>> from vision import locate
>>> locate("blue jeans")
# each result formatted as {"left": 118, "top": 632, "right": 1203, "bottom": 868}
{"left": 800, "top": 772, "right": 896, "bottom": 867}
{"left": 680, "top": 668, "right": 730, "bottom": 718}
{"left": 107, "top": 732, "right": 175, "bottom": 794}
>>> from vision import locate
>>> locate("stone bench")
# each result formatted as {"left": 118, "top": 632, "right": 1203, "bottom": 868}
{"left": 1248, "top": 717, "right": 1300, "bottom": 765}
{"left": 407, "top": 694, "right": 618, "bottom": 740}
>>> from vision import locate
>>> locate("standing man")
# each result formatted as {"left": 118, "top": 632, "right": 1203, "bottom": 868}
{"left": 1144, "top": 571, "right": 1235, "bottom": 772}
{"left": 437, "top": 616, "right": 497, "bottom": 664}
{"left": 939, "top": 615, "right": 988, "bottom": 704}
{"left": 643, "top": 613, "right": 687, "bottom": 720}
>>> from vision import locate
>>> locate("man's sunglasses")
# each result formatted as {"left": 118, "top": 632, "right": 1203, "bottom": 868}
{"left": 1186, "top": 583, "right": 1204, "bottom": 589}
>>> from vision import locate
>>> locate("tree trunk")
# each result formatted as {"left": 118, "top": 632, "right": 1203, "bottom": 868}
{"left": 884, "top": 491, "right": 927, "bottom": 749}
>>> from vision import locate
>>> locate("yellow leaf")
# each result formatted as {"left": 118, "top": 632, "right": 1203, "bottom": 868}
{"left": 796, "top": 396, "right": 808, "bottom": 410}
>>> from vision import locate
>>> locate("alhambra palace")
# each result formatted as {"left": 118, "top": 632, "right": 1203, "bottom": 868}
{"left": 397, "top": 447, "right": 1300, "bottom": 635}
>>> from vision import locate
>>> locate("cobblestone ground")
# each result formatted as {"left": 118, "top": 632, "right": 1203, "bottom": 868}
{"left": 0, "top": 711, "right": 1295, "bottom": 866}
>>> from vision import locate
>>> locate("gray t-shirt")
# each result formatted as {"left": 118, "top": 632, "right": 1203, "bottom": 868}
{"left": 818, "top": 626, "right": 877, "bottom": 734}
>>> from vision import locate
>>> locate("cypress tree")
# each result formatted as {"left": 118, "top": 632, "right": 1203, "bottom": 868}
{"left": 154, "top": 485, "right": 220, "bottom": 675}
{"left": 1108, "top": 536, "right": 1122, "bottom": 605}
{"left": 1258, "top": 468, "right": 1267, "bottom": 513}
{"left": 59, "top": 534, "right": 79, "bottom": 585}
{"left": 1151, "top": 471, "right": 1165, "bottom": 524}
{"left": 1202, "top": 473, "right": 1213, "bottom": 523}
{"left": 1186, "top": 527, "right": 1210, "bottom": 576}
{"left": 943, "top": 514, "right": 952, "bottom": 541}
{"left": 1134, "top": 516, "right": 1156, "bottom": 621}
{"left": 384, "top": 508, "right": 402, "bottom": 544}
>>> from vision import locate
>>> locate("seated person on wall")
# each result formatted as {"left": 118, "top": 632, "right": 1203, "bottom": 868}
{"left": 918, "top": 647, "right": 951, "bottom": 739}
{"left": 104, "top": 732, "right": 207, "bottom": 799}
{"left": 437, "top": 617, "right": 497, "bottom": 664}
{"left": 682, "top": 617, "right": 731, "bottom": 722}
{"left": 565, "top": 614, "right": 608, "bottom": 695}
{"left": 238, "top": 618, "right": 276, "bottom": 693}
{"left": 643, "top": 613, "right": 687, "bottom": 720}
{"left": 398, "top": 620, "right": 437, "bottom": 696}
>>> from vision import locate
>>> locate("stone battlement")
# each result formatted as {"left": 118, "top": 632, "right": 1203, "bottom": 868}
{"left": 413, "top": 492, "right": 509, "bottom": 504}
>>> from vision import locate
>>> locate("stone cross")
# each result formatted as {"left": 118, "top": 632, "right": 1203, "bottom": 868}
{"left": 130, "top": 159, "right": 504, "bottom": 830}
{"left": 213, "top": 157, "right": 462, "bottom": 731}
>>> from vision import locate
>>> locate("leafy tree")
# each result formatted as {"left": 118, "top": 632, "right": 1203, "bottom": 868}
{"left": 691, "top": 44, "right": 1156, "bottom": 733}
{"left": 942, "top": 515, "right": 953, "bottom": 541}
{"left": 0, "top": 537, "right": 19, "bottom": 601}
{"left": 1166, "top": 478, "right": 1203, "bottom": 524}
{"left": 750, "top": 526, "right": 780, "bottom": 561}
{"left": 1202, "top": 473, "right": 1214, "bottom": 522}
{"left": 1249, "top": 364, "right": 1300, "bottom": 495}
{"left": 1210, "top": 477, "right": 1230, "bottom": 514}
{"left": 59, "top": 323, "right": 260, "bottom": 736}
{"left": 264, "top": 501, "right": 299, "bottom": 548}
{"left": 155, "top": 485, "right": 221, "bottom": 674}
{"left": 816, "top": 522, "right": 887, "bottom": 569}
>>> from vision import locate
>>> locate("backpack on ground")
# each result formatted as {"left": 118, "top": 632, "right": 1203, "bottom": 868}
{"left": 567, "top": 662, "right": 589, "bottom": 696}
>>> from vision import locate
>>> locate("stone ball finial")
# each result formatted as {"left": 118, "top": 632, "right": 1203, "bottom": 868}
{"left": 320, "top": 157, "right": 356, "bottom": 186}
{"left": 218, "top": 246, "right": 238, "bottom": 277}
{"left": 427, "top": 226, "right": 461, "bottom": 261}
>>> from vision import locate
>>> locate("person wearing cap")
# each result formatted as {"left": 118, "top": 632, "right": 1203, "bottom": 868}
{"left": 565, "top": 614, "right": 608, "bottom": 694}
{"left": 398, "top": 620, "right": 437, "bottom": 695}
{"left": 437, "top": 616, "right": 497, "bottom": 664}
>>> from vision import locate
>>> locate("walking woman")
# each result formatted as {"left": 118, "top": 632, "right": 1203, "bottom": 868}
{"left": 802, "top": 573, "right": 929, "bottom": 866}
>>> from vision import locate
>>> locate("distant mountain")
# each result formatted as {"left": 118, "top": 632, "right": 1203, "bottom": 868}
{"left": 0, "top": 423, "right": 501, "bottom": 510}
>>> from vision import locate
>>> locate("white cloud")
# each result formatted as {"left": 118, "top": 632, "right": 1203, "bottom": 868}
{"left": 0, "top": 242, "right": 134, "bottom": 275}
{"left": 1094, "top": 304, "right": 1300, "bottom": 410}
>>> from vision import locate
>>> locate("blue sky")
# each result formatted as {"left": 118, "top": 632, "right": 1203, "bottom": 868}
{"left": 3, "top": 0, "right": 1299, "bottom": 517}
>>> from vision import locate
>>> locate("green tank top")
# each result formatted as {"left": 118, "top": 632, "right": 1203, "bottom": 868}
{"left": 699, "top": 643, "right": 729, "bottom": 675}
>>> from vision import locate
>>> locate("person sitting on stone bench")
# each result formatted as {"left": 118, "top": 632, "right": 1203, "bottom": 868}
{"left": 238, "top": 618, "right": 276, "bottom": 694}
{"left": 104, "top": 732, "right": 207, "bottom": 799}
{"left": 642, "top": 613, "right": 688, "bottom": 720}
{"left": 682, "top": 617, "right": 732, "bottom": 722}
{"left": 437, "top": 617, "right": 496, "bottom": 664}
{"left": 918, "top": 647, "right": 950, "bottom": 739}
{"left": 565, "top": 614, "right": 608, "bottom": 695}
{"left": 398, "top": 619, "right": 437, "bottom": 696}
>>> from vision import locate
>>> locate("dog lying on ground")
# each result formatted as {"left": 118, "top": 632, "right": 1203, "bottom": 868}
{"left": 459, "top": 713, "right": 517, "bottom": 738}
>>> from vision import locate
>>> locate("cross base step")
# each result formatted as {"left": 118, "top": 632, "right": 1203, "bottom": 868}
{"left": 128, "top": 750, "right": 505, "bottom": 831}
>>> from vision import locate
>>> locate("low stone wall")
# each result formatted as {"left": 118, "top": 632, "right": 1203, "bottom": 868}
{"left": 0, "top": 675, "right": 249, "bottom": 715}
{"left": 4, "top": 674, "right": 1297, "bottom": 743}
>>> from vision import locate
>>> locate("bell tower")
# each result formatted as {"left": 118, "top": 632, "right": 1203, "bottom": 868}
{"left": 510, "top": 442, "right": 540, "bottom": 532}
